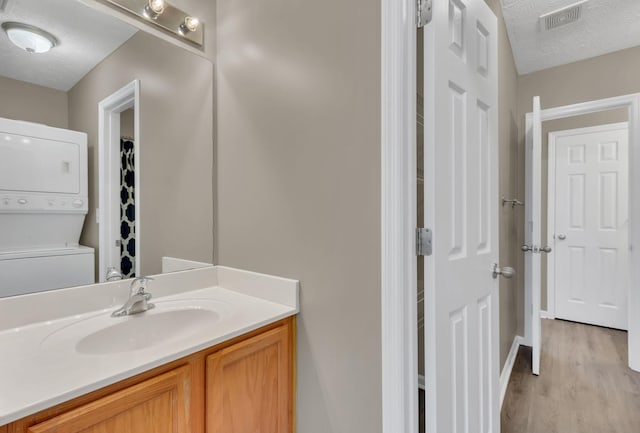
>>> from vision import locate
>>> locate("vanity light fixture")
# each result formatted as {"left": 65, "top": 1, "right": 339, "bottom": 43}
{"left": 106, "top": 0, "right": 203, "bottom": 46}
{"left": 143, "top": 0, "right": 165, "bottom": 20}
{"left": 1, "top": 22, "right": 58, "bottom": 54}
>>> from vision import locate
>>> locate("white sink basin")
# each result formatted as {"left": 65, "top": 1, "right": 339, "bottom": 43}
{"left": 41, "top": 298, "right": 231, "bottom": 355}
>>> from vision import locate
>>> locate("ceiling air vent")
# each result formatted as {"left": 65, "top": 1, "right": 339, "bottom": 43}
{"left": 539, "top": 0, "right": 588, "bottom": 31}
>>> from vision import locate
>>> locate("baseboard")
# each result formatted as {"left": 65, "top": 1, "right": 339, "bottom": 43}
{"left": 500, "top": 335, "right": 523, "bottom": 409}
{"left": 418, "top": 374, "right": 425, "bottom": 390}
{"left": 540, "top": 310, "right": 555, "bottom": 319}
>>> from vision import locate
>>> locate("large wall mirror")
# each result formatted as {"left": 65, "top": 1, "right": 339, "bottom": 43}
{"left": 0, "top": 0, "right": 214, "bottom": 297}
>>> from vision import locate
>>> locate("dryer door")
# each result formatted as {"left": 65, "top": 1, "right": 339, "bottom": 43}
{"left": 0, "top": 132, "right": 80, "bottom": 194}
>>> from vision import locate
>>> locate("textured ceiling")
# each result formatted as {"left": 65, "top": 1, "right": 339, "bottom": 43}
{"left": 501, "top": 0, "right": 640, "bottom": 74}
{"left": 0, "top": 0, "right": 138, "bottom": 91}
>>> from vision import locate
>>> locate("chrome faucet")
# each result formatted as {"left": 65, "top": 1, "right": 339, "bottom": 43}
{"left": 111, "top": 277, "right": 155, "bottom": 317}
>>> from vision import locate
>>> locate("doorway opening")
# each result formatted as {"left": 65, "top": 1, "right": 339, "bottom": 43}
{"left": 98, "top": 80, "right": 140, "bottom": 282}
{"left": 524, "top": 93, "right": 640, "bottom": 374}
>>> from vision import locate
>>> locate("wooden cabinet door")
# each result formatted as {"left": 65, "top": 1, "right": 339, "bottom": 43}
{"left": 206, "top": 324, "right": 292, "bottom": 433}
{"left": 27, "top": 365, "right": 192, "bottom": 433}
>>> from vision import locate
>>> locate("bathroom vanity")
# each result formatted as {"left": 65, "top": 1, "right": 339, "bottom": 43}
{"left": 0, "top": 266, "right": 298, "bottom": 433}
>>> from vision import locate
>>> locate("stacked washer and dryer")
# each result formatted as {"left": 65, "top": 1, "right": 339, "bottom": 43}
{"left": 0, "top": 117, "right": 95, "bottom": 297}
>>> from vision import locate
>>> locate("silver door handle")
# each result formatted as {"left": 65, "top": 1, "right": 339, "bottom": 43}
{"left": 540, "top": 246, "right": 552, "bottom": 253}
{"left": 557, "top": 234, "right": 566, "bottom": 240}
{"left": 521, "top": 244, "right": 532, "bottom": 252}
{"left": 492, "top": 263, "right": 515, "bottom": 279}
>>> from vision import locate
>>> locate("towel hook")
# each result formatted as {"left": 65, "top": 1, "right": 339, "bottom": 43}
{"left": 501, "top": 196, "right": 524, "bottom": 209}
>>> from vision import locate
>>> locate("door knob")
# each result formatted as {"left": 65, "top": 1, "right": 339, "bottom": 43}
{"left": 557, "top": 234, "right": 566, "bottom": 240}
{"left": 540, "top": 246, "right": 552, "bottom": 253}
{"left": 492, "top": 263, "right": 515, "bottom": 279}
{"left": 521, "top": 244, "right": 532, "bottom": 252}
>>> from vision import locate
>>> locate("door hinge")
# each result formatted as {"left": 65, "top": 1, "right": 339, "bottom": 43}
{"left": 416, "top": 228, "right": 433, "bottom": 256}
{"left": 417, "top": 0, "right": 432, "bottom": 28}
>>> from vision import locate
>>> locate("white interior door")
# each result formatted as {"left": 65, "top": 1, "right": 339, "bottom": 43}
{"left": 524, "top": 97, "right": 542, "bottom": 375}
{"left": 423, "top": 1, "right": 499, "bottom": 431}
{"left": 552, "top": 123, "right": 629, "bottom": 330}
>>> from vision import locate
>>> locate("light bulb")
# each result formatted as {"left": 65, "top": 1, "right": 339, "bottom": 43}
{"left": 179, "top": 16, "right": 199, "bottom": 35}
{"left": 184, "top": 16, "right": 199, "bottom": 31}
{"left": 143, "top": 0, "right": 166, "bottom": 19}
{"left": 149, "top": 0, "right": 165, "bottom": 13}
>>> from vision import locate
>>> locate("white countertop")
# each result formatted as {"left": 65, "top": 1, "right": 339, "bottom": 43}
{"left": 0, "top": 266, "right": 299, "bottom": 426}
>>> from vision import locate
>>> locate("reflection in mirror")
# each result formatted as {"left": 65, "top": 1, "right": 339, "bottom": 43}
{"left": 0, "top": 0, "right": 214, "bottom": 297}
{"left": 119, "top": 107, "right": 137, "bottom": 279}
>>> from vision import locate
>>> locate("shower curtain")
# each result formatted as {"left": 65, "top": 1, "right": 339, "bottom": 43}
{"left": 120, "top": 137, "right": 136, "bottom": 278}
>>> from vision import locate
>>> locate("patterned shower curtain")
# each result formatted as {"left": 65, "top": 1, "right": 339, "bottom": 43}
{"left": 120, "top": 138, "right": 136, "bottom": 278}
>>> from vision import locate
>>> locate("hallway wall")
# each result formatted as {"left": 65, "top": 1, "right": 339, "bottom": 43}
{"left": 485, "top": 0, "right": 521, "bottom": 369}
{"left": 517, "top": 45, "right": 640, "bottom": 313}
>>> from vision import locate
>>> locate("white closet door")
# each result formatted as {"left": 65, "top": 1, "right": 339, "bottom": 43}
{"left": 553, "top": 123, "right": 629, "bottom": 330}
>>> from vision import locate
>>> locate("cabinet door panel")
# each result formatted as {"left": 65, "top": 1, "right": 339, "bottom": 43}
{"left": 207, "top": 325, "right": 292, "bottom": 433}
{"left": 27, "top": 365, "right": 192, "bottom": 433}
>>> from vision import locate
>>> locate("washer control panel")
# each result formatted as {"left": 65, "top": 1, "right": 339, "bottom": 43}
{"left": 0, "top": 194, "right": 88, "bottom": 212}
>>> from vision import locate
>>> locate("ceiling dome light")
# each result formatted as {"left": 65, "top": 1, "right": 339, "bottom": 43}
{"left": 1, "top": 22, "right": 57, "bottom": 54}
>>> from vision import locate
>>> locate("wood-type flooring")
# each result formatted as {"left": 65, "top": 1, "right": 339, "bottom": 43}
{"left": 502, "top": 319, "right": 640, "bottom": 433}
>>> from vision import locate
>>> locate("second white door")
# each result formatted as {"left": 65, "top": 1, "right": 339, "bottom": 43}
{"left": 551, "top": 122, "right": 629, "bottom": 330}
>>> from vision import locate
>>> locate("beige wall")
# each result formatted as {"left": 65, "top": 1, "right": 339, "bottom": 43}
{"left": 215, "top": 0, "right": 381, "bottom": 431}
{"left": 518, "top": 46, "right": 640, "bottom": 312}
{"left": 483, "top": 0, "right": 522, "bottom": 368}
{"left": 0, "top": 76, "right": 68, "bottom": 129}
{"left": 69, "top": 31, "right": 214, "bottom": 277}
{"left": 120, "top": 108, "right": 135, "bottom": 139}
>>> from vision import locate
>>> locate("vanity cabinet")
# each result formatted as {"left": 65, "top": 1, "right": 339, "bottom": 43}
{"left": 4, "top": 318, "right": 294, "bottom": 433}
{"left": 26, "top": 366, "right": 192, "bottom": 433}
{"left": 207, "top": 325, "right": 292, "bottom": 433}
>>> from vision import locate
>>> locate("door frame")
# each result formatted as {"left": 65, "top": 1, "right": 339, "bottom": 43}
{"left": 525, "top": 93, "right": 640, "bottom": 371}
{"left": 546, "top": 121, "right": 629, "bottom": 320}
{"left": 381, "top": 0, "right": 418, "bottom": 431}
{"left": 98, "top": 79, "right": 141, "bottom": 282}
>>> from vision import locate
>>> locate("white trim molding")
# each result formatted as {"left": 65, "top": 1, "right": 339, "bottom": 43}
{"left": 500, "top": 335, "right": 524, "bottom": 409}
{"left": 547, "top": 129, "right": 557, "bottom": 321}
{"left": 381, "top": 0, "right": 417, "bottom": 432}
{"left": 540, "top": 310, "right": 550, "bottom": 319}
